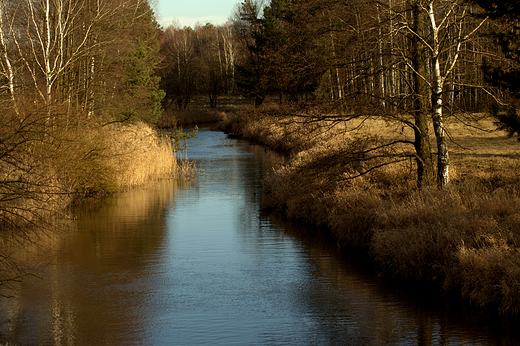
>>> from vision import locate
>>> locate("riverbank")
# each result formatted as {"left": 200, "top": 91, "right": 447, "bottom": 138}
{"left": 220, "top": 103, "right": 520, "bottom": 315}
{"left": 0, "top": 113, "right": 193, "bottom": 292}
{"left": 0, "top": 114, "right": 188, "bottom": 236}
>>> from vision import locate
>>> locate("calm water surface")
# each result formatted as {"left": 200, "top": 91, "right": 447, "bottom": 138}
{"left": 1, "top": 127, "right": 519, "bottom": 345}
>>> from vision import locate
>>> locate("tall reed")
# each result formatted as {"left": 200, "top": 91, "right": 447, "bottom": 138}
{"left": 0, "top": 101, "right": 202, "bottom": 296}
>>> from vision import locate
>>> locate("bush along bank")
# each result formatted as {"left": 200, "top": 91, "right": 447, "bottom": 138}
{"left": 57, "top": 121, "right": 184, "bottom": 199}
{"left": 224, "top": 104, "right": 520, "bottom": 316}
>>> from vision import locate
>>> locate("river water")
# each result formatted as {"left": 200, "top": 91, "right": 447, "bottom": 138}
{"left": 1, "top": 127, "right": 519, "bottom": 345}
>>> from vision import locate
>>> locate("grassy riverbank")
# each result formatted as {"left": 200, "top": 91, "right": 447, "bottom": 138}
{"left": 0, "top": 113, "right": 188, "bottom": 233}
{"left": 156, "top": 96, "right": 252, "bottom": 129}
{"left": 221, "top": 103, "right": 520, "bottom": 315}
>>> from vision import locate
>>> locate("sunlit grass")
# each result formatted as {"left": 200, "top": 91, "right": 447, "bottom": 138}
{"left": 226, "top": 102, "right": 520, "bottom": 315}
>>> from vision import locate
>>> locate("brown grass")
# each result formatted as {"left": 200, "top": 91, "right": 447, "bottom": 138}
{"left": 53, "top": 121, "right": 187, "bottom": 197}
{"left": 0, "top": 104, "right": 200, "bottom": 294}
{"left": 228, "top": 102, "right": 520, "bottom": 315}
{"left": 157, "top": 95, "right": 255, "bottom": 129}
{"left": 0, "top": 115, "right": 192, "bottom": 231}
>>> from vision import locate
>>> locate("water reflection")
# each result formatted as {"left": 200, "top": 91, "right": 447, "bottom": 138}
{"left": 0, "top": 128, "right": 519, "bottom": 345}
{"left": 0, "top": 180, "right": 191, "bottom": 345}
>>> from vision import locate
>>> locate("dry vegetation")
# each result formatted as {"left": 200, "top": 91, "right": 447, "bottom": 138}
{"left": 157, "top": 107, "right": 224, "bottom": 128}
{"left": 0, "top": 112, "right": 192, "bottom": 293}
{"left": 55, "top": 121, "right": 182, "bottom": 197}
{"left": 0, "top": 118, "right": 183, "bottom": 231}
{"left": 224, "top": 103, "right": 520, "bottom": 315}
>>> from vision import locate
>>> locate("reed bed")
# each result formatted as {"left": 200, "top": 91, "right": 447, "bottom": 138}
{"left": 228, "top": 103, "right": 520, "bottom": 315}
{"left": 1, "top": 114, "right": 191, "bottom": 232}
{"left": 50, "top": 121, "right": 184, "bottom": 197}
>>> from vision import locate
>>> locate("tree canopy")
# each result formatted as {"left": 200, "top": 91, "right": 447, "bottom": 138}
{"left": 0, "top": 0, "right": 164, "bottom": 125}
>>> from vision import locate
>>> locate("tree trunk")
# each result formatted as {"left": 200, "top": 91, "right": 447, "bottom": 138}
{"left": 0, "top": 2, "right": 19, "bottom": 117}
{"left": 411, "top": 2, "right": 434, "bottom": 187}
{"left": 427, "top": 2, "right": 450, "bottom": 188}
{"left": 431, "top": 43, "right": 449, "bottom": 188}
{"left": 432, "top": 86, "right": 449, "bottom": 188}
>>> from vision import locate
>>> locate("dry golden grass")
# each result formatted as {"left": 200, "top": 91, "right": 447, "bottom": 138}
{"left": 229, "top": 102, "right": 520, "bottom": 315}
{"left": 220, "top": 104, "right": 347, "bottom": 154}
{"left": 1, "top": 116, "right": 190, "bottom": 227}
{"left": 53, "top": 121, "right": 183, "bottom": 197}
{"left": 0, "top": 106, "right": 198, "bottom": 292}
{"left": 102, "top": 123, "right": 178, "bottom": 189}
{"left": 157, "top": 95, "right": 254, "bottom": 129}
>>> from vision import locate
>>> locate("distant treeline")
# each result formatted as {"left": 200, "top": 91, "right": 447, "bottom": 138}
{"left": 158, "top": 0, "right": 509, "bottom": 112}
{"left": 158, "top": 0, "right": 516, "bottom": 188}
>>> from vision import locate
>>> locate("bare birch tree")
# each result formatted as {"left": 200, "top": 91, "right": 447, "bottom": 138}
{"left": 409, "top": 0, "right": 486, "bottom": 187}
{"left": 0, "top": 0, "right": 114, "bottom": 122}
{"left": 0, "top": 0, "right": 19, "bottom": 116}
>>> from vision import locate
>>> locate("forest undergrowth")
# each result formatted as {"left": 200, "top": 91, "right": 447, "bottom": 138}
{"left": 220, "top": 103, "right": 520, "bottom": 315}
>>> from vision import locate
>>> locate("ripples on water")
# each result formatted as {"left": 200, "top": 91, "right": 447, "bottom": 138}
{"left": 1, "top": 127, "right": 519, "bottom": 345}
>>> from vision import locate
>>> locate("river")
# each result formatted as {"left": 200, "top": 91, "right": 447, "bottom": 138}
{"left": 1, "top": 127, "right": 519, "bottom": 345}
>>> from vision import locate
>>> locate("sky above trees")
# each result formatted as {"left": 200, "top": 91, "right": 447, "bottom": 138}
{"left": 156, "top": 0, "right": 237, "bottom": 28}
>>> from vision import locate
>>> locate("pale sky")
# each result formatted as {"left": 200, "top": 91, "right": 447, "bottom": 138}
{"left": 155, "top": 0, "right": 239, "bottom": 29}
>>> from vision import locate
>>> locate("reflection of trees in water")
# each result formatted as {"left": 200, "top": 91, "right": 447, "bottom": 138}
{"left": 234, "top": 143, "right": 286, "bottom": 231}
{"left": 0, "top": 179, "right": 186, "bottom": 345}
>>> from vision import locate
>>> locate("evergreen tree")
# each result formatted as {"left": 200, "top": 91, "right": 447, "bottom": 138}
{"left": 232, "top": 0, "right": 268, "bottom": 106}
{"left": 102, "top": 0, "right": 165, "bottom": 124}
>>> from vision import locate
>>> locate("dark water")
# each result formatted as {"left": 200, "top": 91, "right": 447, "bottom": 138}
{"left": 1, "top": 127, "right": 519, "bottom": 345}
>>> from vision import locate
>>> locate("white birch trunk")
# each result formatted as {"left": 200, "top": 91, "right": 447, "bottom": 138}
{"left": 427, "top": 2, "right": 448, "bottom": 187}
{"left": 0, "top": 2, "right": 19, "bottom": 116}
